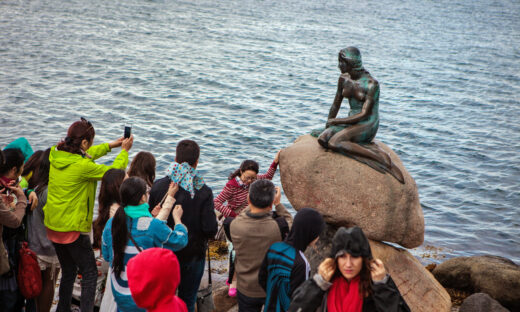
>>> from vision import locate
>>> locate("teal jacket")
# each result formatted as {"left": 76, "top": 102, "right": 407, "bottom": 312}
{"left": 44, "top": 143, "right": 128, "bottom": 233}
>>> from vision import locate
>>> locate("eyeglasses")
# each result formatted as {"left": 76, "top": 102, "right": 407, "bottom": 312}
{"left": 242, "top": 175, "right": 257, "bottom": 182}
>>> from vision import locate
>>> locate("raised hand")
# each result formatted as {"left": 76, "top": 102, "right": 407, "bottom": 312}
{"left": 318, "top": 258, "right": 336, "bottom": 282}
{"left": 167, "top": 182, "right": 179, "bottom": 198}
{"left": 273, "top": 186, "right": 282, "bottom": 206}
{"left": 121, "top": 135, "right": 134, "bottom": 152}
{"left": 172, "top": 205, "right": 183, "bottom": 224}
{"left": 370, "top": 259, "right": 387, "bottom": 282}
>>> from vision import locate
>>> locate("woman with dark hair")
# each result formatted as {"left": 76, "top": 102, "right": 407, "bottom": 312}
{"left": 214, "top": 151, "right": 280, "bottom": 218}
{"left": 95, "top": 169, "right": 126, "bottom": 312}
{"left": 93, "top": 169, "right": 126, "bottom": 249}
{"left": 102, "top": 177, "right": 188, "bottom": 312}
{"left": 128, "top": 151, "right": 156, "bottom": 189}
{"left": 26, "top": 148, "right": 61, "bottom": 312}
{"left": 44, "top": 117, "right": 133, "bottom": 312}
{"left": 213, "top": 151, "right": 280, "bottom": 297}
{"left": 259, "top": 208, "right": 325, "bottom": 312}
{"left": 288, "top": 227, "right": 410, "bottom": 312}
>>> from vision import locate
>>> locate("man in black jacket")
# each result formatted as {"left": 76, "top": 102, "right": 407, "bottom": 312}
{"left": 149, "top": 140, "right": 217, "bottom": 312}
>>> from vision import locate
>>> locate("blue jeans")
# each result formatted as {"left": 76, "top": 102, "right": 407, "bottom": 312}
{"left": 177, "top": 258, "right": 205, "bottom": 312}
{"left": 53, "top": 235, "right": 97, "bottom": 312}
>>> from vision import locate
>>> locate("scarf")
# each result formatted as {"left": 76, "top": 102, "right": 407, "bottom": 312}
{"left": 124, "top": 203, "right": 152, "bottom": 218}
{"left": 327, "top": 275, "right": 363, "bottom": 312}
{"left": 167, "top": 162, "right": 205, "bottom": 198}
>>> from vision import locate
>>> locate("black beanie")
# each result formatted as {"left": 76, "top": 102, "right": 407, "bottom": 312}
{"left": 329, "top": 226, "right": 372, "bottom": 259}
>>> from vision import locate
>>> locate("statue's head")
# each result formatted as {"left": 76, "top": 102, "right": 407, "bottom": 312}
{"left": 338, "top": 47, "right": 363, "bottom": 73}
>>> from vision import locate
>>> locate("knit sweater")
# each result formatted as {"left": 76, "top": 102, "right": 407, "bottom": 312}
{"left": 214, "top": 161, "right": 278, "bottom": 217}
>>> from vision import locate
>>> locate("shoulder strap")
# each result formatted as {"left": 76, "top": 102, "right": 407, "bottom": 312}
{"left": 127, "top": 219, "right": 142, "bottom": 252}
{"left": 272, "top": 212, "right": 290, "bottom": 241}
{"left": 128, "top": 234, "right": 142, "bottom": 253}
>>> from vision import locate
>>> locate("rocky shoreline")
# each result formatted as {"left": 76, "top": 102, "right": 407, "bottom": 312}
{"left": 207, "top": 240, "right": 519, "bottom": 312}
{"left": 205, "top": 135, "right": 519, "bottom": 312}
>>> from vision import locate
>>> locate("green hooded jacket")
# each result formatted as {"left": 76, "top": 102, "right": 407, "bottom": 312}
{"left": 43, "top": 143, "right": 128, "bottom": 233}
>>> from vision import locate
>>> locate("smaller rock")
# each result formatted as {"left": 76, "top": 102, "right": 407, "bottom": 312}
{"left": 213, "top": 285, "right": 238, "bottom": 312}
{"left": 432, "top": 255, "right": 520, "bottom": 311}
{"left": 459, "top": 293, "right": 510, "bottom": 312}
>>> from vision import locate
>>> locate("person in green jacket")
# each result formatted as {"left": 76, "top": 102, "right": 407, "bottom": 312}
{"left": 44, "top": 117, "right": 133, "bottom": 312}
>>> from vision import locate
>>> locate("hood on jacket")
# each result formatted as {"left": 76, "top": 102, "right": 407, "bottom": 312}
{"left": 49, "top": 146, "right": 83, "bottom": 170}
{"left": 127, "top": 248, "right": 187, "bottom": 312}
{"left": 330, "top": 227, "right": 372, "bottom": 259}
{"left": 4, "top": 137, "right": 33, "bottom": 163}
{"left": 285, "top": 208, "right": 324, "bottom": 252}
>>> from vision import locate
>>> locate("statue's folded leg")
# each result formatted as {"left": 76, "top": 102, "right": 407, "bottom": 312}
{"left": 329, "top": 140, "right": 405, "bottom": 184}
{"left": 363, "top": 143, "right": 404, "bottom": 183}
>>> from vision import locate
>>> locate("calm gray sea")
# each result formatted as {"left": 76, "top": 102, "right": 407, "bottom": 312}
{"left": 1, "top": 0, "right": 519, "bottom": 263}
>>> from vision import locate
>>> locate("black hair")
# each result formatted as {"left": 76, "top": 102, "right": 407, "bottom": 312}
{"left": 128, "top": 152, "right": 156, "bottom": 187}
{"left": 0, "top": 150, "right": 4, "bottom": 167}
{"left": 28, "top": 148, "right": 51, "bottom": 195}
{"left": 111, "top": 177, "right": 147, "bottom": 278}
{"left": 23, "top": 150, "right": 44, "bottom": 182}
{"left": 93, "top": 169, "right": 126, "bottom": 249}
{"left": 248, "top": 179, "right": 275, "bottom": 209}
{"left": 0, "top": 148, "right": 25, "bottom": 176}
{"left": 176, "top": 140, "right": 200, "bottom": 166}
{"left": 228, "top": 159, "right": 259, "bottom": 180}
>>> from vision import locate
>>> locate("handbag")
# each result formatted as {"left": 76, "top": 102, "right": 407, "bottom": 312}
{"left": 17, "top": 242, "right": 42, "bottom": 298}
{"left": 197, "top": 247, "right": 215, "bottom": 312}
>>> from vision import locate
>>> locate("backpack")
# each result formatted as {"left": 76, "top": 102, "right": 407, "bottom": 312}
{"left": 17, "top": 242, "right": 42, "bottom": 298}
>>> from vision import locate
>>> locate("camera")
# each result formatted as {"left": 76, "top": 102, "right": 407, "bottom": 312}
{"left": 124, "top": 126, "right": 132, "bottom": 139}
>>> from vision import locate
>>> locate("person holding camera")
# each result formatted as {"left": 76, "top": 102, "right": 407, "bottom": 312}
{"left": 44, "top": 118, "right": 132, "bottom": 312}
{"left": 229, "top": 180, "right": 293, "bottom": 312}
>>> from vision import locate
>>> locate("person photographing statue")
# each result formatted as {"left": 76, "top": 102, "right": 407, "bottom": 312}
{"left": 312, "top": 47, "right": 404, "bottom": 183}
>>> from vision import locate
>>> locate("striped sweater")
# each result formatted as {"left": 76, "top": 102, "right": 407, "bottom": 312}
{"left": 214, "top": 161, "right": 278, "bottom": 217}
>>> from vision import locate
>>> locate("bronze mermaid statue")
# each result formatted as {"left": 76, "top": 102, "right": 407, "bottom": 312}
{"left": 311, "top": 47, "right": 404, "bottom": 183}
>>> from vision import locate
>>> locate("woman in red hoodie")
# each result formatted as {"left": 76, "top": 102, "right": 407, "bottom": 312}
{"left": 127, "top": 248, "right": 187, "bottom": 312}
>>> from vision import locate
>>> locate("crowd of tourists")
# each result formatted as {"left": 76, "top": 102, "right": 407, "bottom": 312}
{"left": 0, "top": 118, "right": 410, "bottom": 312}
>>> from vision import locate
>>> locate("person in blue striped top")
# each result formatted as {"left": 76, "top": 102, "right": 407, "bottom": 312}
{"left": 102, "top": 176, "right": 188, "bottom": 312}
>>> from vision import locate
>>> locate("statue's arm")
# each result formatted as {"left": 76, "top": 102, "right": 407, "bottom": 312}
{"left": 327, "top": 77, "right": 344, "bottom": 120}
{"left": 332, "top": 80, "right": 378, "bottom": 125}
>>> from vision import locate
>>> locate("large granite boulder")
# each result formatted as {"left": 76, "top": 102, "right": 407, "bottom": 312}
{"left": 280, "top": 135, "right": 424, "bottom": 248}
{"left": 459, "top": 293, "right": 509, "bottom": 312}
{"left": 432, "top": 255, "right": 520, "bottom": 311}
{"left": 305, "top": 224, "right": 451, "bottom": 312}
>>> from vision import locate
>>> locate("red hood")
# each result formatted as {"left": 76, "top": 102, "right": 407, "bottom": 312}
{"left": 127, "top": 248, "right": 187, "bottom": 312}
